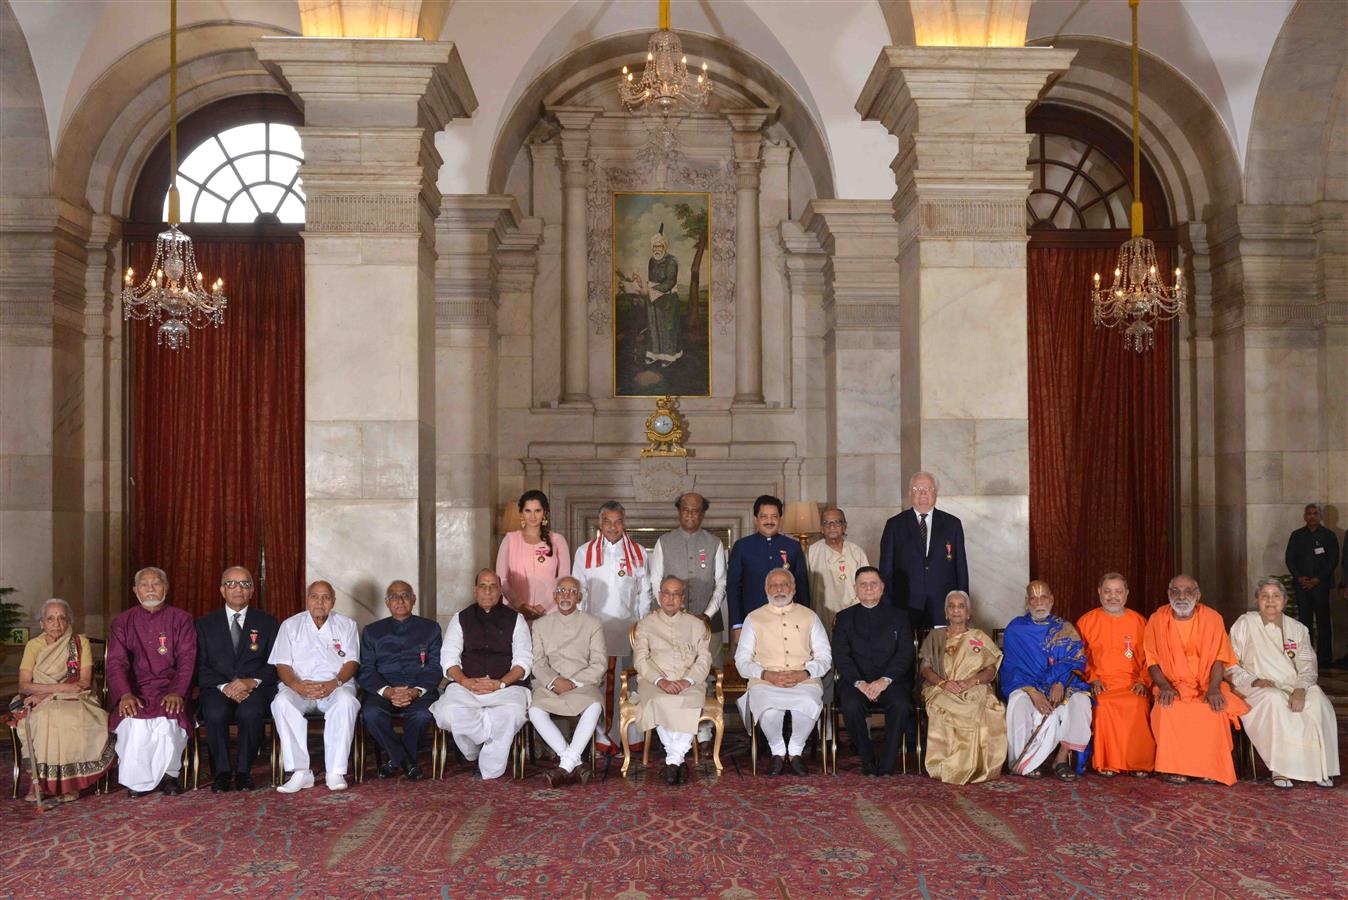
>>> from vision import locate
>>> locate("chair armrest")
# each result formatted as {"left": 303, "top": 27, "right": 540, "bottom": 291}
{"left": 619, "top": 667, "right": 638, "bottom": 703}
{"left": 710, "top": 667, "right": 724, "bottom": 704}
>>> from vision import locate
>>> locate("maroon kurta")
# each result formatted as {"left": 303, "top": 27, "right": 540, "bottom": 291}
{"left": 106, "top": 605, "right": 196, "bottom": 733}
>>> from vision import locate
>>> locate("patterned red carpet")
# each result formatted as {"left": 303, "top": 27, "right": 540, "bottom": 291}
{"left": 2, "top": 751, "right": 1344, "bottom": 899}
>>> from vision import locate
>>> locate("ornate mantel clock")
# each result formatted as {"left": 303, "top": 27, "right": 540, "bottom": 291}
{"left": 642, "top": 395, "right": 690, "bottom": 457}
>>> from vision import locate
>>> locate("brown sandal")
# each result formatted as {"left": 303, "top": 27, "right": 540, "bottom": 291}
{"left": 1161, "top": 773, "right": 1188, "bottom": 785}
{"left": 1053, "top": 762, "right": 1078, "bottom": 781}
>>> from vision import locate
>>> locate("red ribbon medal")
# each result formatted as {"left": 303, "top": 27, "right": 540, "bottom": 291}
{"left": 334, "top": 641, "right": 345, "bottom": 658}
{"left": 157, "top": 634, "right": 168, "bottom": 655}
{"left": 698, "top": 548, "right": 707, "bottom": 569}
{"left": 249, "top": 629, "right": 259, "bottom": 651}
{"left": 945, "top": 542, "right": 953, "bottom": 561}
{"left": 1284, "top": 639, "right": 1297, "bottom": 659}
{"left": 969, "top": 637, "right": 984, "bottom": 653}
{"left": 779, "top": 549, "right": 789, "bottom": 571}
{"left": 419, "top": 649, "right": 427, "bottom": 666}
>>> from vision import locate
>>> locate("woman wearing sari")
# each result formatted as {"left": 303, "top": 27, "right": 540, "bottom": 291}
{"left": 918, "top": 590, "right": 1008, "bottom": 784}
{"left": 13, "top": 598, "right": 115, "bottom": 802}
{"left": 496, "top": 490, "right": 571, "bottom": 619}
{"left": 1228, "top": 578, "right": 1338, "bottom": 789}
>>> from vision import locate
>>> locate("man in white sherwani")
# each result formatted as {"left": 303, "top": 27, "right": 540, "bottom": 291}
{"left": 573, "top": 500, "right": 655, "bottom": 746}
{"left": 528, "top": 576, "right": 607, "bottom": 787}
{"left": 633, "top": 575, "right": 713, "bottom": 784}
{"left": 429, "top": 570, "right": 532, "bottom": 780}
{"left": 270, "top": 580, "right": 361, "bottom": 793}
{"left": 735, "top": 567, "right": 832, "bottom": 776}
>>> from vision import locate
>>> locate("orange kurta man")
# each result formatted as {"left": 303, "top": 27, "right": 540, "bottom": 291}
{"left": 1078, "top": 606, "right": 1154, "bottom": 774}
{"left": 1144, "top": 602, "right": 1250, "bottom": 784}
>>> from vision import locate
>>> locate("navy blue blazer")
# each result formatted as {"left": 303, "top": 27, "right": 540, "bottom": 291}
{"left": 877, "top": 507, "right": 969, "bottom": 626}
{"left": 357, "top": 615, "right": 443, "bottom": 697}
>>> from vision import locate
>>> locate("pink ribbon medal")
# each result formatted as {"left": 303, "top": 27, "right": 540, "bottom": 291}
{"left": 334, "top": 640, "right": 345, "bottom": 658}
{"left": 779, "top": 549, "right": 790, "bottom": 571}
{"left": 698, "top": 548, "right": 707, "bottom": 569}
{"left": 157, "top": 633, "right": 168, "bottom": 656}
{"left": 1124, "top": 636, "right": 1134, "bottom": 659}
{"left": 249, "top": 629, "right": 260, "bottom": 651}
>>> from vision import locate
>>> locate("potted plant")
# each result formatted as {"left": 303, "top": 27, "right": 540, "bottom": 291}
{"left": 0, "top": 586, "right": 24, "bottom": 665}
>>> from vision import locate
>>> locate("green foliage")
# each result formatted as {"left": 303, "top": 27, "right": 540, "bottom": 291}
{"left": 0, "top": 586, "right": 23, "bottom": 635}
{"left": 671, "top": 202, "right": 709, "bottom": 244}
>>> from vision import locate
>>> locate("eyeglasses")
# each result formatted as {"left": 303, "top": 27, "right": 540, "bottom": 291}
{"left": 222, "top": 580, "right": 253, "bottom": 589}
{"left": 1167, "top": 587, "right": 1199, "bottom": 598}
{"left": 387, "top": 591, "right": 414, "bottom": 600}
{"left": 554, "top": 588, "right": 581, "bottom": 597}
{"left": 821, "top": 519, "right": 845, "bottom": 527}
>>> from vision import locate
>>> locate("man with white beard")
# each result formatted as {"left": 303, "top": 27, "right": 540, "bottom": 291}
{"left": 734, "top": 568, "right": 831, "bottom": 775}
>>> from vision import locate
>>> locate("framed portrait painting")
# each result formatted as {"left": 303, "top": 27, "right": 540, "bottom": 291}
{"left": 612, "top": 191, "right": 711, "bottom": 397}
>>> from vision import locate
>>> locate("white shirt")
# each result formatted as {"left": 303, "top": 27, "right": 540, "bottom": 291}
{"left": 648, "top": 533, "right": 727, "bottom": 621}
{"left": 914, "top": 507, "right": 935, "bottom": 556}
{"left": 573, "top": 536, "right": 656, "bottom": 654}
{"left": 268, "top": 611, "right": 360, "bottom": 683}
{"left": 440, "top": 612, "right": 533, "bottom": 680}
{"left": 733, "top": 612, "right": 833, "bottom": 680}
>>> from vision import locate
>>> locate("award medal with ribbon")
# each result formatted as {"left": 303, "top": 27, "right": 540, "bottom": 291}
{"left": 698, "top": 548, "right": 707, "bottom": 569}
{"left": 1284, "top": 639, "right": 1297, "bottom": 660}
{"left": 249, "top": 629, "right": 259, "bottom": 652}
{"left": 536, "top": 542, "right": 550, "bottom": 566}
{"left": 969, "top": 637, "right": 984, "bottom": 654}
{"left": 334, "top": 640, "right": 346, "bottom": 658}
{"left": 838, "top": 558, "right": 848, "bottom": 582}
{"left": 1124, "top": 636, "right": 1134, "bottom": 660}
{"left": 945, "top": 542, "right": 954, "bottom": 562}
{"left": 157, "top": 633, "right": 168, "bottom": 656}
{"left": 779, "top": 549, "right": 790, "bottom": 571}
{"left": 419, "top": 649, "right": 428, "bottom": 667}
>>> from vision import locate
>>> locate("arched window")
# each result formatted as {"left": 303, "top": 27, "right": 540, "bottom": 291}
{"left": 165, "top": 122, "right": 305, "bottom": 224}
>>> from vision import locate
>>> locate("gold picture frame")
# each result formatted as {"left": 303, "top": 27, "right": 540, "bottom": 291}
{"left": 612, "top": 191, "right": 712, "bottom": 398}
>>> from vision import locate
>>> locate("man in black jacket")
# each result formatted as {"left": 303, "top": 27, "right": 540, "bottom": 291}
{"left": 1285, "top": 503, "right": 1341, "bottom": 666}
{"left": 878, "top": 472, "right": 969, "bottom": 629}
{"left": 358, "top": 581, "right": 442, "bottom": 780}
{"left": 832, "top": 567, "right": 913, "bottom": 776}
{"left": 195, "top": 566, "right": 278, "bottom": 792}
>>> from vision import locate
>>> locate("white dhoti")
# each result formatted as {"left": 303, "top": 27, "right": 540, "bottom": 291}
{"left": 1240, "top": 685, "right": 1340, "bottom": 783}
{"left": 271, "top": 684, "right": 359, "bottom": 777}
{"left": 114, "top": 717, "right": 187, "bottom": 792}
{"left": 655, "top": 725, "right": 694, "bottom": 765}
{"left": 738, "top": 683, "right": 824, "bottom": 757}
{"left": 528, "top": 701, "right": 602, "bottom": 773}
{"left": 432, "top": 683, "right": 529, "bottom": 779}
{"left": 1006, "top": 690, "right": 1092, "bottom": 774}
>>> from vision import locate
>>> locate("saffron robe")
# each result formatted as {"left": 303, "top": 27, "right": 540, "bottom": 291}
{"left": 1078, "top": 607, "right": 1155, "bottom": 773}
{"left": 1144, "top": 604, "right": 1250, "bottom": 784}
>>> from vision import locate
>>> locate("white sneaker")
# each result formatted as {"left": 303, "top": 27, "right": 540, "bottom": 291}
{"left": 277, "top": 770, "right": 314, "bottom": 793}
{"left": 325, "top": 774, "right": 348, "bottom": 791}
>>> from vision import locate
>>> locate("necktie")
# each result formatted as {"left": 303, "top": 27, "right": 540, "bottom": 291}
{"left": 919, "top": 513, "right": 928, "bottom": 555}
{"left": 231, "top": 612, "right": 242, "bottom": 652}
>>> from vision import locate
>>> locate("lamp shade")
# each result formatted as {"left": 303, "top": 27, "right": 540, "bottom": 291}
{"left": 782, "top": 501, "right": 821, "bottom": 535}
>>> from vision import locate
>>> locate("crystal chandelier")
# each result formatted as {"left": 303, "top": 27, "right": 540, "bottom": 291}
{"left": 1090, "top": 0, "right": 1183, "bottom": 353}
{"left": 122, "top": 0, "right": 227, "bottom": 350}
{"left": 618, "top": 0, "right": 711, "bottom": 116}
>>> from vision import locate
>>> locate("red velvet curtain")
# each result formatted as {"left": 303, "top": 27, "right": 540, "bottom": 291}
{"left": 129, "top": 239, "right": 304, "bottom": 619}
{"left": 1028, "top": 244, "right": 1175, "bottom": 622}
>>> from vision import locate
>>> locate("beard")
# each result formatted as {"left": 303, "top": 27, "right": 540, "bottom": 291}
{"left": 138, "top": 597, "right": 164, "bottom": 609}
{"left": 1170, "top": 600, "right": 1197, "bottom": 618}
{"left": 768, "top": 592, "right": 794, "bottom": 606}
{"left": 1028, "top": 608, "right": 1050, "bottom": 622}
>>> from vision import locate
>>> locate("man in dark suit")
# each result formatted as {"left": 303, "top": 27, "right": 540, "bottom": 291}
{"left": 195, "top": 565, "right": 279, "bottom": 792}
{"left": 833, "top": 567, "right": 913, "bottom": 776}
{"left": 1285, "top": 502, "right": 1340, "bottom": 667}
{"left": 878, "top": 471, "right": 969, "bottom": 629}
{"left": 358, "top": 580, "right": 442, "bottom": 780}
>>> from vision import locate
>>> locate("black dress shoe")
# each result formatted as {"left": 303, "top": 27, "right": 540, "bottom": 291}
{"left": 126, "top": 787, "right": 153, "bottom": 798}
{"left": 159, "top": 776, "right": 183, "bottom": 796}
{"left": 404, "top": 765, "right": 426, "bottom": 782}
{"left": 664, "top": 764, "right": 680, "bottom": 785}
{"left": 377, "top": 761, "right": 400, "bottom": 779}
{"left": 211, "top": 773, "right": 234, "bottom": 793}
{"left": 860, "top": 762, "right": 876, "bottom": 777}
{"left": 234, "top": 773, "right": 255, "bottom": 792}
{"left": 788, "top": 756, "right": 808, "bottom": 777}
{"left": 768, "top": 755, "right": 785, "bottom": 776}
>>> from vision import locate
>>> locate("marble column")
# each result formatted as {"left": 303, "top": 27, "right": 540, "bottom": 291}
{"left": 728, "top": 111, "right": 770, "bottom": 406}
{"left": 801, "top": 200, "right": 903, "bottom": 563}
{"left": 858, "top": 46, "right": 1074, "bottom": 626}
{"left": 547, "top": 106, "right": 601, "bottom": 407}
{"left": 254, "top": 37, "right": 477, "bottom": 623}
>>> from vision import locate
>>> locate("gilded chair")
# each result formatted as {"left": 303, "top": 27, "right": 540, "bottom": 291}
{"left": 619, "top": 620, "right": 725, "bottom": 778}
{"left": 824, "top": 631, "right": 928, "bottom": 775}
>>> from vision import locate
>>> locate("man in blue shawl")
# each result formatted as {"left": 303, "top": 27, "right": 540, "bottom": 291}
{"left": 1000, "top": 580, "right": 1092, "bottom": 780}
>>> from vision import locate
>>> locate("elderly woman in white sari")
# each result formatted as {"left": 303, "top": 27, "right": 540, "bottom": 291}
{"left": 1227, "top": 578, "right": 1338, "bottom": 789}
{"left": 12, "top": 599, "right": 115, "bottom": 802}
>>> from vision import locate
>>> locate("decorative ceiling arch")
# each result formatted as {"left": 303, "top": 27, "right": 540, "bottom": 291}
{"left": 1030, "top": 35, "right": 1240, "bottom": 225}
{"left": 52, "top": 22, "right": 293, "bottom": 216}
{"left": 486, "top": 30, "right": 835, "bottom": 201}
{"left": 0, "top": 0, "right": 51, "bottom": 198}
{"left": 1245, "top": 0, "right": 1347, "bottom": 205}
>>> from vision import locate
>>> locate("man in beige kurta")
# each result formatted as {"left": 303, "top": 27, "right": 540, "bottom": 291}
{"left": 633, "top": 576, "right": 712, "bottom": 784}
{"left": 528, "top": 577, "right": 607, "bottom": 786}
{"left": 807, "top": 507, "right": 870, "bottom": 632}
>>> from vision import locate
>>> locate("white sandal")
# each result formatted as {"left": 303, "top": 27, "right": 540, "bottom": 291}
{"left": 1271, "top": 775, "right": 1293, "bottom": 789}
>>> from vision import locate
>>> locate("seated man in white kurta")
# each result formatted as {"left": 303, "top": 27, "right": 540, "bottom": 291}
{"left": 270, "top": 580, "right": 361, "bottom": 793}
{"left": 734, "top": 567, "right": 832, "bottom": 776}
{"left": 430, "top": 569, "right": 532, "bottom": 780}
{"left": 528, "top": 576, "right": 606, "bottom": 787}
{"left": 634, "top": 575, "right": 713, "bottom": 785}
{"left": 1228, "top": 578, "right": 1339, "bottom": 789}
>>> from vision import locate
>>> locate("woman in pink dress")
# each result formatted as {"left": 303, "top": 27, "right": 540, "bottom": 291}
{"left": 496, "top": 490, "right": 570, "bottom": 619}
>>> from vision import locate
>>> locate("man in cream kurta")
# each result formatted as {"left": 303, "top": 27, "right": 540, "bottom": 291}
{"left": 806, "top": 507, "right": 870, "bottom": 632}
{"left": 634, "top": 576, "right": 712, "bottom": 784}
{"left": 528, "top": 577, "right": 607, "bottom": 786}
{"left": 735, "top": 568, "right": 832, "bottom": 775}
{"left": 1228, "top": 579, "right": 1338, "bottom": 787}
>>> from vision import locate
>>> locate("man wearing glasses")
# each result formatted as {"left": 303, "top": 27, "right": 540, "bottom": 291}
{"left": 806, "top": 507, "right": 870, "bottom": 632}
{"left": 527, "top": 577, "right": 606, "bottom": 786}
{"left": 878, "top": 472, "right": 969, "bottom": 629}
{"left": 195, "top": 566, "right": 279, "bottom": 792}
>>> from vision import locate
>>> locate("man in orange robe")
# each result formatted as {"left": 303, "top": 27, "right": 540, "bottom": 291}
{"left": 1078, "top": 573, "right": 1154, "bottom": 776}
{"left": 1144, "top": 574, "right": 1249, "bottom": 785}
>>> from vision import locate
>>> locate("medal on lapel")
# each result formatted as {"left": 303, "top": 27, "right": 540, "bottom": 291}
{"left": 249, "top": 629, "right": 259, "bottom": 652}
{"left": 618, "top": 567, "right": 627, "bottom": 578}
{"left": 157, "top": 633, "right": 168, "bottom": 655}
{"left": 1123, "top": 636, "right": 1134, "bottom": 660}
{"left": 419, "top": 649, "right": 428, "bottom": 667}
{"left": 945, "top": 542, "right": 953, "bottom": 562}
{"left": 970, "top": 637, "right": 984, "bottom": 654}
{"left": 536, "top": 542, "right": 550, "bottom": 565}
{"left": 837, "top": 559, "right": 847, "bottom": 582}
{"left": 779, "top": 549, "right": 789, "bottom": 571}
{"left": 698, "top": 548, "right": 707, "bottom": 569}
{"left": 1284, "top": 639, "right": 1297, "bottom": 660}
{"left": 334, "top": 640, "right": 346, "bottom": 658}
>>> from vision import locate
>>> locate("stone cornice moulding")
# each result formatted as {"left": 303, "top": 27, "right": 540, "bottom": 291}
{"left": 252, "top": 37, "right": 477, "bottom": 129}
